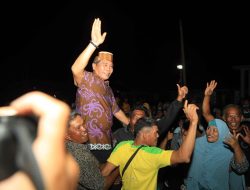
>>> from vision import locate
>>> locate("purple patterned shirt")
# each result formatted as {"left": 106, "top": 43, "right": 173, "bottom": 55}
{"left": 75, "top": 71, "right": 120, "bottom": 145}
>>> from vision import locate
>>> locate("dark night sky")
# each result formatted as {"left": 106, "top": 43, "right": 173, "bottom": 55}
{"left": 0, "top": 1, "right": 249, "bottom": 104}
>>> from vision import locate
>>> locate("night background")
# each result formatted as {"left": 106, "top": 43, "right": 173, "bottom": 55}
{"left": 0, "top": 1, "right": 249, "bottom": 105}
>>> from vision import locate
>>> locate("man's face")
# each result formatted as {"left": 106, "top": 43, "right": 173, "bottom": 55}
{"left": 224, "top": 107, "right": 243, "bottom": 133}
{"left": 206, "top": 125, "right": 219, "bottom": 143}
{"left": 146, "top": 125, "right": 159, "bottom": 146}
{"left": 68, "top": 115, "right": 88, "bottom": 143}
{"left": 93, "top": 60, "right": 113, "bottom": 80}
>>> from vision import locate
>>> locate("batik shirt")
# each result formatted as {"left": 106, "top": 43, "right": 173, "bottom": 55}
{"left": 75, "top": 71, "right": 120, "bottom": 145}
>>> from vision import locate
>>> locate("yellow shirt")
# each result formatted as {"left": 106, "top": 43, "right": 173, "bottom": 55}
{"left": 108, "top": 141, "right": 173, "bottom": 190}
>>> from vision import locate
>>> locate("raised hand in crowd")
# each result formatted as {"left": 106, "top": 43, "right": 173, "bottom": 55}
{"left": 176, "top": 84, "right": 188, "bottom": 102}
{"left": 204, "top": 80, "right": 217, "bottom": 96}
{"left": 91, "top": 18, "right": 107, "bottom": 47}
{"left": 239, "top": 126, "right": 250, "bottom": 145}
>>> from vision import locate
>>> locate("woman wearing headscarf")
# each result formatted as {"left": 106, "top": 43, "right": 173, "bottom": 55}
{"left": 185, "top": 119, "right": 248, "bottom": 190}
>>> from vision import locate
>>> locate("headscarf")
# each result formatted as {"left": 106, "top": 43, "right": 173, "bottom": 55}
{"left": 186, "top": 119, "right": 232, "bottom": 190}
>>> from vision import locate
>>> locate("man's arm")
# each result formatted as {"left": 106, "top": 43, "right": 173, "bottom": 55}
{"left": 224, "top": 131, "right": 249, "bottom": 173}
{"left": 114, "top": 110, "right": 130, "bottom": 126}
{"left": 101, "top": 162, "right": 117, "bottom": 177}
{"left": 202, "top": 80, "right": 217, "bottom": 122}
{"left": 71, "top": 18, "right": 107, "bottom": 86}
{"left": 99, "top": 163, "right": 120, "bottom": 190}
{"left": 159, "top": 131, "right": 173, "bottom": 150}
{"left": 170, "top": 100, "right": 199, "bottom": 165}
{"left": 157, "top": 84, "right": 188, "bottom": 135}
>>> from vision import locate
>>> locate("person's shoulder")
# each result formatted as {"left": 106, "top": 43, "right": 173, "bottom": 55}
{"left": 194, "top": 135, "right": 208, "bottom": 150}
{"left": 113, "top": 127, "right": 128, "bottom": 139}
{"left": 142, "top": 146, "right": 166, "bottom": 154}
{"left": 114, "top": 140, "right": 133, "bottom": 149}
{"left": 83, "top": 70, "right": 92, "bottom": 76}
{"left": 113, "top": 126, "right": 127, "bottom": 135}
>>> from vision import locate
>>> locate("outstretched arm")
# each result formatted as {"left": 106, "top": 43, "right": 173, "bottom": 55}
{"left": 101, "top": 162, "right": 117, "bottom": 177}
{"left": 114, "top": 110, "right": 130, "bottom": 126}
{"left": 176, "top": 84, "right": 188, "bottom": 102}
{"left": 157, "top": 84, "right": 188, "bottom": 135}
{"left": 170, "top": 100, "right": 199, "bottom": 165}
{"left": 159, "top": 130, "right": 173, "bottom": 150}
{"left": 202, "top": 80, "right": 217, "bottom": 122}
{"left": 71, "top": 18, "right": 107, "bottom": 86}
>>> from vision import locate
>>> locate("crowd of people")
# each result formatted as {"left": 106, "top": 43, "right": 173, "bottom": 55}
{"left": 0, "top": 17, "right": 250, "bottom": 190}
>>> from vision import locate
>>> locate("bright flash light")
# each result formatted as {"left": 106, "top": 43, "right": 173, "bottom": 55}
{"left": 177, "top": 65, "right": 183, "bottom": 70}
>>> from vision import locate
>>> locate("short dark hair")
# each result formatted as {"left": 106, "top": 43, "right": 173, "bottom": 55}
{"left": 130, "top": 104, "right": 148, "bottom": 116}
{"left": 222, "top": 104, "right": 242, "bottom": 117}
{"left": 134, "top": 117, "right": 156, "bottom": 137}
{"left": 68, "top": 110, "right": 81, "bottom": 127}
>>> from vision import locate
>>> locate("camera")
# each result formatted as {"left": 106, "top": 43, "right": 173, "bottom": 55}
{"left": 0, "top": 115, "right": 37, "bottom": 180}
